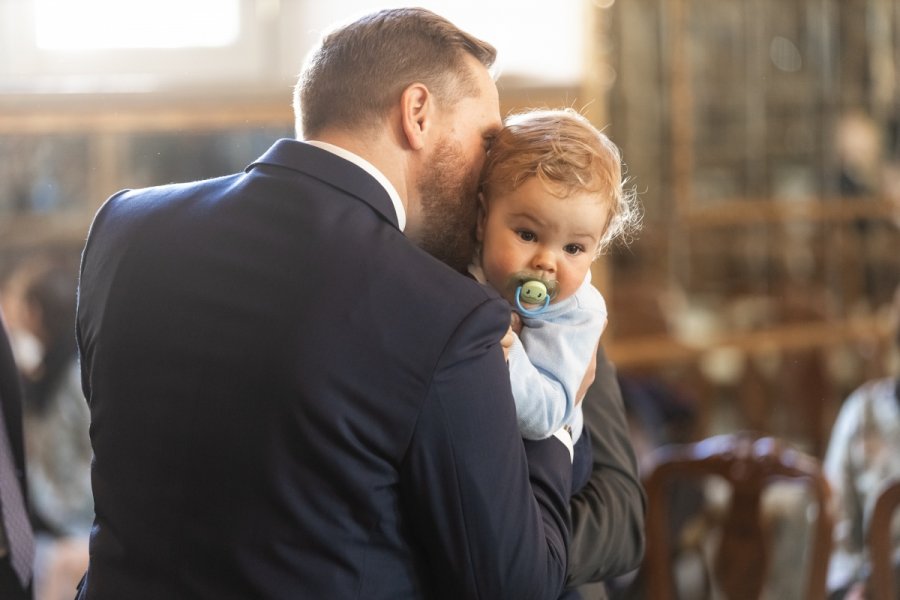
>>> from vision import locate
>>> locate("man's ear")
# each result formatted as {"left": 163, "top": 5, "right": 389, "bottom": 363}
{"left": 400, "top": 83, "right": 432, "bottom": 151}
{"left": 475, "top": 192, "right": 488, "bottom": 242}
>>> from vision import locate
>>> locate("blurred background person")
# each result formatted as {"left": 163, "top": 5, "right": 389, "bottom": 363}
{"left": 0, "top": 304, "right": 35, "bottom": 600}
{"left": 1, "top": 255, "right": 91, "bottom": 600}
{"left": 823, "top": 284, "right": 900, "bottom": 599}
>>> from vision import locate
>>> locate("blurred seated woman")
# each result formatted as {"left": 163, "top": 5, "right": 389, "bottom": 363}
{"left": 2, "top": 255, "right": 92, "bottom": 600}
{"left": 823, "top": 287, "right": 900, "bottom": 599}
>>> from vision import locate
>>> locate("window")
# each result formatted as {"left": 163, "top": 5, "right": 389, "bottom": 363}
{"left": 34, "top": 0, "right": 240, "bottom": 50}
{"left": 0, "top": 0, "right": 586, "bottom": 93}
{"left": 0, "top": 0, "right": 270, "bottom": 92}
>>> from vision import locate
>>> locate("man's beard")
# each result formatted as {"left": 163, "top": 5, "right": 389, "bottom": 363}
{"left": 413, "top": 137, "right": 481, "bottom": 273}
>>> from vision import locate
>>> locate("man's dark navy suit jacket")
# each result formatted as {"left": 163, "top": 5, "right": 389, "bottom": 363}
{"left": 75, "top": 139, "right": 573, "bottom": 599}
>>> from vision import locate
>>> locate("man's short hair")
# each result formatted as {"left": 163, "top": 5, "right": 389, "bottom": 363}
{"left": 295, "top": 8, "right": 496, "bottom": 138}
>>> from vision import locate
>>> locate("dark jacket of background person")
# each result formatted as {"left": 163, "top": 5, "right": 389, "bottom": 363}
{"left": 0, "top": 309, "right": 33, "bottom": 600}
{"left": 563, "top": 344, "right": 647, "bottom": 599}
{"left": 74, "top": 140, "right": 573, "bottom": 600}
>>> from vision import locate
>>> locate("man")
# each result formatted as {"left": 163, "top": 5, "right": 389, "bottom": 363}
{"left": 0, "top": 308, "right": 34, "bottom": 600}
{"left": 75, "top": 8, "right": 573, "bottom": 599}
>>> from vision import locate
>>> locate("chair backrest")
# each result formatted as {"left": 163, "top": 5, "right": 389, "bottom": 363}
{"left": 868, "top": 478, "right": 900, "bottom": 600}
{"left": 641, "top": 432, "right": 833, "bottom": 600}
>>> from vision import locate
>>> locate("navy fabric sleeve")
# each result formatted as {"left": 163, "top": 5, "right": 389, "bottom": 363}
{"left": 401, "top": 297, "right": 572, "bottom": 600}
{"left": 571, "top": 428, "right": 593, "bottom": 496}
{"left": 566, "top": 345, "right": 646, "bottom": 590}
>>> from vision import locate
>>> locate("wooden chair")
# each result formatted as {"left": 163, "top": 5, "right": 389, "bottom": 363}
{"left": 641, "top": 432, "right": 833, "bottom": 600}
{"left": 868, "top": 478, "right": 900, "bottom": 600}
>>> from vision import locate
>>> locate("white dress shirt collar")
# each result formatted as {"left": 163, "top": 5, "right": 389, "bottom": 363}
{"left": 304, "top": 140, "right": 406, "bottom": 231}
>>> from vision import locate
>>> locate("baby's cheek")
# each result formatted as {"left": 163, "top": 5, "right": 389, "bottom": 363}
{"left": 482, "top": 257, "right": 511, "bottom": 286}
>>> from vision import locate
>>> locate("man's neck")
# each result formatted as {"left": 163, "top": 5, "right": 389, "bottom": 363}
{"left": 305, "top": 131, "right": 410, "bottom": 231}
{"left": 309, "top": 129, "right": 410, "bottom": 208}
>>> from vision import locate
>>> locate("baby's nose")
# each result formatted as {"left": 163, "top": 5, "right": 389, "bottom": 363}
{"left": 531, "top": 250, "right": 556, "bottom": 273}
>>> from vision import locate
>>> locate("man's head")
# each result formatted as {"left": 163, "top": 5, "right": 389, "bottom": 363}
{"left": 295, "top": 8, "right": 502, "bottom": 272}
{"left": 295, "top": 7, "right": 496, "bottom": 140}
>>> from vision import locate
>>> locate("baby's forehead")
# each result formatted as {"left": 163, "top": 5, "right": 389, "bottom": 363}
{"left": 501, "top": 188, "right": 608, "bottom": 233}
{"left": 515, "top": 178, "right": 610, "bottom": 210}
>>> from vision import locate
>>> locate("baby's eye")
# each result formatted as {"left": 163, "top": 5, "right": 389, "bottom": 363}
{"left": 564, "top": 244, "right": 585, "bottom": 255}
{"left": 517, "top": 230, "right": 536, "bottom": 242}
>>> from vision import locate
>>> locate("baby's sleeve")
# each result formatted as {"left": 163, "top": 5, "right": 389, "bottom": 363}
{"left": 508, "top": 334, "right": 570, "bottom": 439}
{"left": 508, "top": 290, "right": 606, "bottom": 440}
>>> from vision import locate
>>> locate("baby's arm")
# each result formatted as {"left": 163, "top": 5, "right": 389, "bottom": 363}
{"left": 508, "top": 300, "right": 606, "bottom": 441}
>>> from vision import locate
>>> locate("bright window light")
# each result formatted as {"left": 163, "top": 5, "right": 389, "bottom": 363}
{"left": 305, "top": 0, "right": 585, "bottom": 85}
{"left": 34, "top": 0, "right": 241, "bottom": 50}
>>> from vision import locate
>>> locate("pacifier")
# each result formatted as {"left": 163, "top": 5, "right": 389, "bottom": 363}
{"left": 511, "top": 273, "right": 558, "bottom": 316}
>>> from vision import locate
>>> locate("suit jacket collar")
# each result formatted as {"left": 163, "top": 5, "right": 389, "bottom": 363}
{"left": 247, "top": 139, "right": 400, "bottom": 230}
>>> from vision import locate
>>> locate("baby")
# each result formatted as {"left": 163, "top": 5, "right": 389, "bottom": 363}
{"left": 470, "top": 108, "right": 639, "bottom": 444}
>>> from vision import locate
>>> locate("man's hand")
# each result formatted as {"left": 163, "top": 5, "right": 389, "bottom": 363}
{"left": 509, "top": 312, "right": 523, "bottom": 335}
{"left": 501, "top": 313, "right": 523, "bottom": 362}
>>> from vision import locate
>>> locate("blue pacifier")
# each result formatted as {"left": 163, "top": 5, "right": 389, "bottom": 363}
{"left": 514, "top": 277, "right": 556, "bottom": 316}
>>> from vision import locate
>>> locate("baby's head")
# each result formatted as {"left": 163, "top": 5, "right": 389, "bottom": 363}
{"left": 476, "top": 108, "right": 639, "bottom": 309}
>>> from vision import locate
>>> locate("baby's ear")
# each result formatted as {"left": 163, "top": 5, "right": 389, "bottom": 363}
{"left": 475, "top": 192, "right": 488, "bottom": 242}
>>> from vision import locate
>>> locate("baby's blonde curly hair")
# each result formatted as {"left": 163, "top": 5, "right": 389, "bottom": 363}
{"left": 480, "top": 108, "right": 641, "bottom": 255}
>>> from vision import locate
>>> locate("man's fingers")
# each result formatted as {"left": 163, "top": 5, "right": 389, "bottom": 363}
{"left": 510, "top": 312, "right": 523, "bottom": 334}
